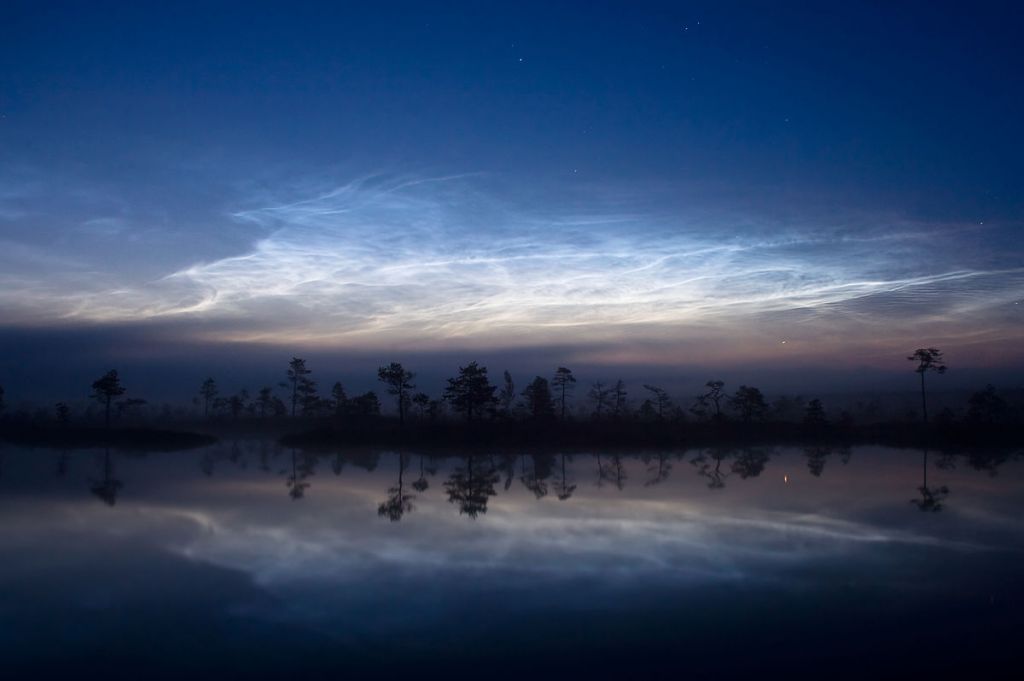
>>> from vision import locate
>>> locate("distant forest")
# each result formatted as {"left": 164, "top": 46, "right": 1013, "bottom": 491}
{"left": 1, "top": 347, "right": 1022, "bottom": 448}
{"left": 0, "top": 348, "right": 1019, "bottom": 448}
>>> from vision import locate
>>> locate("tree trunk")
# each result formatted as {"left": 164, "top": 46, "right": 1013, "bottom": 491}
{"left": 920, "top": 372, "right": 928, "bottom": 424}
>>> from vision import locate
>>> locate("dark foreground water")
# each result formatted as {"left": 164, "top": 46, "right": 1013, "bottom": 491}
{"left": 0, "top": 443, "right": 1021, "bottom": 680}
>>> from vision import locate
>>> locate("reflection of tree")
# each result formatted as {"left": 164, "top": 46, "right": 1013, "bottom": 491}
{"left": 378, "top": 453, "right": 415, "bottom": 521}
{"left": 228, "top": 441, "right": 244, "bottom": 468}
{"left": 964, "top": 449, "right": 1016, "bottom": 476}
{"left": 90, "top": 448, "right": 123, "bottom": 506}
{"left": 691, "top": 448, "right": 731, "bottom": 489}
{"left": 911, "top": 450, "right": 949, "bottom": 512}
{"left": 199, "top": 442, "right": 250, "bottom": 477}
{"left": 731, "top": 448, "right": 771, "bottom": 479}
{"left": 595, "top": 453, "right": 627, "bottom": 490}
{"left": 412, "top": 454, "right": 432, "bottom": 492}
{"left": 519, "top": 453, "right": 554, "bottom": 499}
{"left": 55, "top": 449, "right": 71, "bottom": 478}
{"left": 803, "top": 446, "right": 833, "bottom": 477}
{"left": 445, "top": 455, "right": 499, "bottom": 518}
{"left": 285, "top": 449, "right": 316, "bottom": 500}
{"left": 642, "top": 452, "right": 672, "bottom": 487}
{"left": 258, "top": 441, "right": 273, "bottom": 472}
{"left": 553, "top": 453, "right": 577, "bottom": 500}
{"left": 200, "top": 450, "right": 216, "bottom": 477}
{"left": 500, "top": 454, "right": 519, "bottom": 492}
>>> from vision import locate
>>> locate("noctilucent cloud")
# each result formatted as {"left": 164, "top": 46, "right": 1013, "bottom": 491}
{"left": 1, "top": 2, "right": 1022, "bottom": 375}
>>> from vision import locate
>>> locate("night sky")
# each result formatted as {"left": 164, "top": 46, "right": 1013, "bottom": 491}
{"left": 1, "top": 1, "right": 1022, "bottom": 400}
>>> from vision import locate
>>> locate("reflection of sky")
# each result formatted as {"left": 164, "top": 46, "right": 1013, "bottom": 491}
{"left": 2, "top": 446, "right": 1021, "bottom": 587}
{"left": 2, "top": 445, "right": 1022, "bottom": 675}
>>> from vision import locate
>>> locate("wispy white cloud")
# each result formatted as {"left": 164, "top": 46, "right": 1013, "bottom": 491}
{"left": 1, "top": 173, "right": 1022, "bottom": 361}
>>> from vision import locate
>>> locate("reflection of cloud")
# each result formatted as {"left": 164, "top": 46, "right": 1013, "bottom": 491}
{"left": 185, "top": 505, "right": 983, "bottom": 587}
{"left": 0, "top": 446, "right": 1017, "bottom": 634}
{"left": 103, "top": 468, "right": 990, "bottom": 588}
{"left": 2, "top": 172, "right": 1023, "bottom": 359}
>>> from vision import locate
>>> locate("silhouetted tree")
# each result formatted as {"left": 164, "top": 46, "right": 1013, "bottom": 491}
{"left": 692, "top": 380, "right": 726, "bottom": 421}
{"left": 588, "top": 381, "right": 612, "bottom": 417}
{"left": 908, "top": 348, "right": 947, "bottom": 424}
{"left": 228, "top": 390, "right": 249, "bottom": 419}
{"left": 298, "top": 378, "right": 319, "bottom": 416}
{"left": 803, "top": 398, "right": 827, "bottom": 427}
{"left": 771, "top": 395, "right": 806, "bottom": 422}
{"left": 379, "top": 453, "right": 415, "bottom": 521}
{"left": 521, "top": 376, "right": 556, "bottom": 420}
{"left": 116, "top": 398, "right": 147, "bottom": 420}
{"left": 443, "top": 361, "right": 497, "bottom": 422}
{"left": 552, "top": 367, "right": 577, "bottom": 420}
{"left": 445, "top": 455, "right": 499, "bottom": 518}
{"left": 0, "top": 384, "right": 4, "bottom": 415}
{"left": 499, "top": 370, "right": 516, "bottom": 415}
{"left": 642, "top": 385, "right": 673, "bottom": 420}
{"left": 729, "top": 385, "right": 768, "bottom": 423}
{"left": 91, "top": 370, "right": 126, "bottom": 429}
{"left": 55, "top": 401, "right": 71, "bottom": 424}
{"left": 412, "top": 392, "right": 430, "bottom": 419}
{"left": 351, "top": 391, "right": 381, "bottom": 417}
{"left": 378, "top": 362, "right": 415, "bottom": 426}
{"left": 287, "top": 357, "right": 313, "bottom": 417}
{"left": 198, "top": 377, "right": 218, "bottom": 418}
{"left": 611, "top": 379, "right": 628, "bottom": 417}
{"left": 966, "top": 384, "right": 1008, "bottom": 425}
{"left": 330, "top": 382, "right": 348, "bottom": 417}
{"left": 256, "top": 386, "right": 275, "bottom": 418}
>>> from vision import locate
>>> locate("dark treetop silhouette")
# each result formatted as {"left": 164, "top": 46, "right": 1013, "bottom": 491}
{"left": 552, "top": 367, "right": 576, "bottom": 420}
{"left": 443, "top": 361, "right": 497, "bottom": 422}
{"left": 908, "top": 348, "right": 947, "bottom": 424}
{"left": 378, "top": 362, "right": 415, "bottom": 427}
{"left": 91, "top": 370, "right": 126, "bottom": 429}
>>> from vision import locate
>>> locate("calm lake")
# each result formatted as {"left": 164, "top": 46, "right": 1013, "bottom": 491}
{"left": 1, "top": 443, "right": 1021, "bottom": 679}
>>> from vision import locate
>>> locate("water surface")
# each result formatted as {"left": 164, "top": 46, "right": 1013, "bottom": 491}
{"left": 1, "top": 444, "right": 1021, "bottom": 679}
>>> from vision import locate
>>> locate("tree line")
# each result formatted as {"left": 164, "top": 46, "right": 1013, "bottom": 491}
{"left": 0, "top": 347, "right": 1020, "bottom": 433}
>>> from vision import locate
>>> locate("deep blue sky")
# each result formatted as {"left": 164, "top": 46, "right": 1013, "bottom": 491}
{"left": 1, "top": 1, "right": 1022, "bottom": 401}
